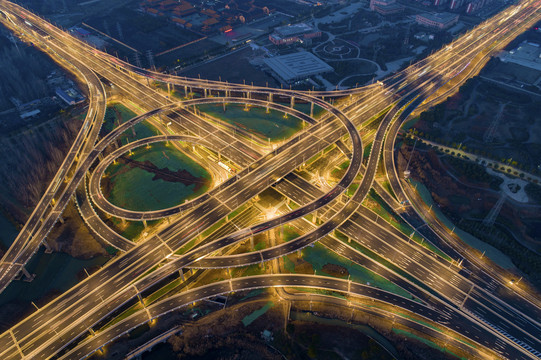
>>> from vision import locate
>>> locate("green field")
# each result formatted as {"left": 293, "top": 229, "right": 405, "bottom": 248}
{"left": 300, "top": 243, "right": 413, "bottom": 299}
{"left": 197, "top": 103, "right": 303, "bottom": 141}
{"left": 410, "top": 179, "right": 515, "bottom": 269}
{"left": 104, "top": 142, "right": 211, "bottom": 211}
{"left": 392, "top": 328, "right": 467, "bottom": 360}
{"left": 242, "top": 301, "right": 274, "bottom": 326}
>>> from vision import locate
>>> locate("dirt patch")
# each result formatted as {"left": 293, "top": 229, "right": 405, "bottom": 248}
{"left": 47, "top": 202, "right": 108, "bottom": 259}
{"left": 321, "top": 263, "right": 349, "bottom": 278}
{"left": 122, "top": 157, "right": 207, "bottom": 190}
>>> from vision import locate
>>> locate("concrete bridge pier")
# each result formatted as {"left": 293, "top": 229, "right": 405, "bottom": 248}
{"left": 266, "top": 93, "right": 272, "bottom": 113}
{"left": 184, "top": 85, "right": 187, "bottom": 97}
{"left": 179, "top": 269, "right": 185, "bottom": 281}
{"left": 167, "top": 83, "right": 171, "bottom": 96}
{"left": 21, "top": 266, "right": 35, "bottom": 282}
{"left": 310, "top": 102, "right": 314, "bottom": 118}
{"left": 43, "top": 240, "right": 53, "bottom": 254}
{"left": 290, "top": 96, "right": 295, "bottom": 109}
{"left": 250, "top": 236, "right": 254, "bottom": 250}
{"left": 143, "top": 220, "right": 147, "bottom": 228}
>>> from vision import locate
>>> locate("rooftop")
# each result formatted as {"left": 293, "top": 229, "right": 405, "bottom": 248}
{"left": 274, "top": 23, "right": 315, "bottom": 37}
{"left": 264, "top": 51, "right": 333, "bottom": 82}
{"left": 500, "top": 41, "right": 541, "bottom": 71}
{"left": 418, "top": 12, "right": 459, "bottom": 23}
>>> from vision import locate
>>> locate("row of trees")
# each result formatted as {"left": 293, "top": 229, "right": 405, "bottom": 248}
{"left": 409, "top": 128, "right": 541, "bottom": 177}
{"left": 0, "top": 42, "right": 54, "bottom": 111}
{"left": 0, "top": 115, "right": 81, "bottom": 216}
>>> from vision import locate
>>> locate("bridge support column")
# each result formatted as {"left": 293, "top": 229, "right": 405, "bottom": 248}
{"left": 167, "top": 82, "right": 171, "bottom": 96}
{"left": 250, "top": 236, "right": 254, "bottom": 250}
{"left": 266, "top": 93, "right": 271, "bottom": 113}
{"left": 43, "top": 240, "right": 53, "bottom": 254}
{"left": 143, "top": 220, "right": 147, "bottom": 228}
{"left": 310, "top": 102, "right": 314, "bottom": 118}
{"left": 204, "top": 88, "right": 207, "bottom": 98}
{"left": 21, "top": 267, "right": 35, "bottom": 282}
{"left": 184, "top": 85, "right": 187, "bottom": 97}
{"left": 179, "top": 269, "right": 185, "bottom": 281}
{"left": 290, "top": 96, "right": 295, "bottom": 109}
{"left": 222, "top": 99, "right": 226, "bottom": 112}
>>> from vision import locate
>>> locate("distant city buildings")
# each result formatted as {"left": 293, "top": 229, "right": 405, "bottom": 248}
{"left": 407, "top": 0, "right": 497, "bottom": 15}
{"left": 269, "top": 23, "right": 321, "bottom": 46}
{"left": 369, "top": 0, "right": 405, "bottom": 15}
{"left": 263, "top": 51, "right": 333, "bottom": 84}
{"left": 449, "top": 0, "right": 464, "bottom": 10}
{"left": 464, "top": 0, "right": 495, "bottom": 14}
{"left": 416, "top": 12, "right": 459, "bottom": 30}
{"left": 140, "top": 0, "right": 270, "bottom": 33}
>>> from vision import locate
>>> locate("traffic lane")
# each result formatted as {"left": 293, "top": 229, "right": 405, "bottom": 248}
{"left": 59, "top": 274, "right": 439, "bottom": 359}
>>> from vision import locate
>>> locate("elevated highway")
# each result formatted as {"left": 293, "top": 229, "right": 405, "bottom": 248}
{"left": 0, "top": 0, "right": 540, "bottom": 359}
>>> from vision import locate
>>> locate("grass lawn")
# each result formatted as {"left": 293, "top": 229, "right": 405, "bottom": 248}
{"left": 301, "top": 243, "right": 413, "bottom": 299}
{"left": 104, "top": 142, "right": 211, "bottom": 212}
{"left": 197, "top": 103, "right": 303, "bottom": 141}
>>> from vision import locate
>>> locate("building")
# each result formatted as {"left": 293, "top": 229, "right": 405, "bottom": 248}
{"left": 20, "top": 109, "right": 40, "bottom": 120}
{"left": 264, "top": 51, "right": 333, "bottom": 84}
{"left": 56, "top": 88, "right": 85, "bottom": 106}
{"left": 499, "top": 41, "right": 541, "bottom": 71}
{"left": 416, "top": 12, "right": 459, "bottom": 30}
{"left": 449, "top": 0, "right": 464, "bottom": 10}
{"left": 465, "top": 0, "right": 484, "bottom": 13}
{"left": 370, "top": 0, "right": 405, "bottom": 15}
{"left": 269, "top": 23, "right": 321, "bottom": 46}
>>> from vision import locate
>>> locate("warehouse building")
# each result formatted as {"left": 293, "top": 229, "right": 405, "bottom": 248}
{"left": 264, "top": 51, "right": 333, "bottom": 84}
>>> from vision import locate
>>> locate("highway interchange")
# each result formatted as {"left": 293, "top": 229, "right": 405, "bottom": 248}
{"left": 0, "top": 0, "right": 540, "bottom": 358}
